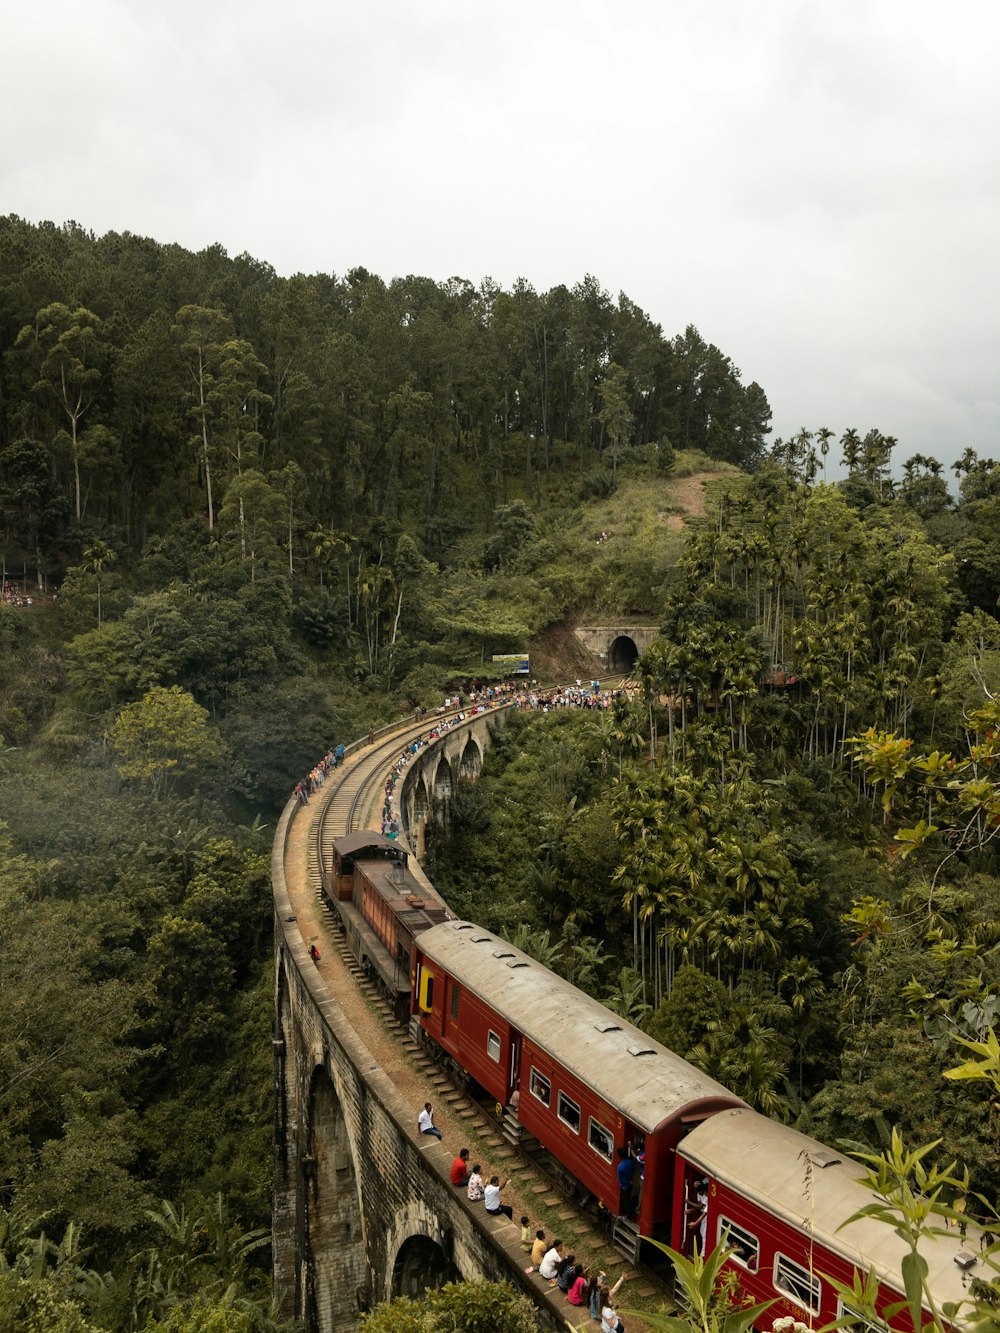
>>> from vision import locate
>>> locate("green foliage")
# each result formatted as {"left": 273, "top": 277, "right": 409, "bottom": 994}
{"left": 620, "top": 1236, "right": 773, "bottom": 1333}
{"left": 0, "top": 1272, "right": 102, "bottom": 1333}
{"left": 360, "top": 1279, "right": 537, "bottom": 1332}
{"left": 108, "top": 686, "right": 226, "bottom": 789}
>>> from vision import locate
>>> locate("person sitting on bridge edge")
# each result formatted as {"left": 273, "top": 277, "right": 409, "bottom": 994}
{"left": 483, "top": 1174, "right": 512, "bottom": 1219}
{"left": 529, "top": 1230, "right": 547, "bottom": 1267}
{"left": 555, "top": 1252, "right": 576, "bottom": 1292}
{"left": 538, "top": 1238, "right": 563, "bottom": 1281}
{"left": 417, "top": 1102, "right": 442, "bottom": 1140}
{"left": 520, "top": 1215, "right": 531, "bottom": 1251}
{"left": 466, "top": 1162, "right": 485, "bottom": 1202}
{"left": 450, "top": 1148, "right": 470, "bottom": 1186}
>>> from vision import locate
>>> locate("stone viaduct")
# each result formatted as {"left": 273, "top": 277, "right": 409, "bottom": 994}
{"left": 272, "top": 708, "right": 562, "bottom": 1332}
{"left": 573, "top": 624, "right": 660, "bottom": 673}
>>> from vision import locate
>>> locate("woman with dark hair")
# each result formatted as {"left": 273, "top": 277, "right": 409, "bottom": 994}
{"left": 566, "top": 1264, "right": 588, "bottom": 1305}
{"left": 588, "top": 1270, "right": 606, "bottom": 1322}
{"left": 554, "top": 1253, "right": 576, "bottom": 1291}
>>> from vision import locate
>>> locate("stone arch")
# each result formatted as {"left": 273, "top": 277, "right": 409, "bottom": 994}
{"left": 609, "top": 634, "right": 639, "bottom": 673}
{"left": 432, "top": 756, "right": 453, "bottom": 809}
{"left": 392, "top": 1234, "right": 458, "bottom": 1300}
{"left": 304, "top": 1063, "right": 366, "bottom": 1332}
{"left": 458, "top": 735, "right": 482, "bottom": 780}
{"left": 412, "top": 775, "right": 429, "bottom": 827}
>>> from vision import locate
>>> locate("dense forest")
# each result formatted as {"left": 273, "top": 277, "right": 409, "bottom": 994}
{"left": 1, "top": 215, "right": 999, "bottom": 1331}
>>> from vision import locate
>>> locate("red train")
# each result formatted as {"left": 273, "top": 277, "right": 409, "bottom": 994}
{"left": 331, "top": 835, "right": 987, "bottom": 1329}
{"left": 329, "top": 832, "right": 451, "bottom": 1022}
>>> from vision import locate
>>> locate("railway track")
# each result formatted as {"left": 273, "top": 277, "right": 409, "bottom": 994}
{"left": 285, "top": 694, "right": 668, "bottom": 1310}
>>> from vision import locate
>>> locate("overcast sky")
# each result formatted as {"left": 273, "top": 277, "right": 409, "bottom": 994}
{"left": 4, "top": 0, "right": 998, "bottom": 473}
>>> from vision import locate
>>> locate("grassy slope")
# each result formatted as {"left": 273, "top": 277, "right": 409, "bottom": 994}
{"left": 530, "top": 453, "right": 740, "bottom": 678}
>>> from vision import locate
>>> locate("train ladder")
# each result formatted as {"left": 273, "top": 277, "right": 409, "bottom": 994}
{"left": 611, "top": 1215, "right": 641, "bottom": 1266}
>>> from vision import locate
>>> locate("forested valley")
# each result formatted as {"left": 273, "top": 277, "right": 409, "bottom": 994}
{"left": 1, "top": 214, "right": 999, "bottom": 1331}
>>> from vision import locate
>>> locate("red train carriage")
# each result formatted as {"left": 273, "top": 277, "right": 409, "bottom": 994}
{"left": 412, "top": 921, "right": 743, "bottom": 1243}
{"left": 677, "top": 1109, "right": 984, "bottom": 1332}
{"left": 329, "top": 833, "right": 451, "bottom": 1021}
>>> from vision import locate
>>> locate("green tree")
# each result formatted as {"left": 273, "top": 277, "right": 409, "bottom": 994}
{"left": 360, "top": 1279, "right": 537, "bottom": 1332}
{"left": 172, "top": 306, "right": 234, "bottom": 530}
{"left": 598, "top": 361, "right": 633, "bottom": 487}
{"left": 107, "top": 686, "right": 226, "bottom": 791}
{"left": 15, "top": 303, "right": 108, "bottom": 522}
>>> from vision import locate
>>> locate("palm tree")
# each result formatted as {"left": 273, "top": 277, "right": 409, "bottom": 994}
{"left": 816, "top": 426, "right": 834, "bottom": 482}
{"left": 840, "top": 426, "right": 862, "bottom": 473}
{"left": 83, "top": 538, "right": 116, "bottom": 626}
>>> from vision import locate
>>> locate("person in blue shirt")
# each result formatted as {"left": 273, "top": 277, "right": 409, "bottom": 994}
{"left": 616, "top": 1146, "right": 636, "bottom": 1216}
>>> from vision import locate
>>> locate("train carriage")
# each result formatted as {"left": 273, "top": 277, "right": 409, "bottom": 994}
{"left": 677, "top": 1109, "right": 985, "bottom": 1332}
{"left": 330, "top": 833, "right": 451, "bottom": 1020}
{"left": 412, "top": 920, "right": 744, "bottom": 1238}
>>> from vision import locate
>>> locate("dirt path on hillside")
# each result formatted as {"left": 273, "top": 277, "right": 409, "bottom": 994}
{"left": 662, "top": 470, "right": 710, "bottom": 529}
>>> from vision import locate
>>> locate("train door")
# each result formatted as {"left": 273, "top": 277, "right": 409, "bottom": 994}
{"left": 415, "top": 960, "right": 441, "bottom": 1038}
{"left": 680, "top": 1165, "right": 710, "bottom": 1258}
{"left": 507, "top": 1030, "right": 522, "bottom": 1106}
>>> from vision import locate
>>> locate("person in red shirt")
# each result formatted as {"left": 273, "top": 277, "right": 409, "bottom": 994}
{"left": 450, "top": 1148, "right": 470, "bottom": 1186}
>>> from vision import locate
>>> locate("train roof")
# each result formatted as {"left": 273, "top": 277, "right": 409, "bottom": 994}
{"left": 416, "top": 921, "right": 743, "bottom": 1133}
{"left": 361, "top": 857, "right": 450, "bottom": 924}
{"left": 334, "top": 831, "right": 406, "bottom": 861}
{"left": 680, "top": 1108, "right": 985, "bottom": 1316}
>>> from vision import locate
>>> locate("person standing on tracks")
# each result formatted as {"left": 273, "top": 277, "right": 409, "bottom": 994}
{"left": 417, "top": 1102, "right": 442, "bottom": 1140}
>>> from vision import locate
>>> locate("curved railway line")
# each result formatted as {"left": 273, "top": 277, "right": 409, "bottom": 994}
{"left": 278, "top": 694, "right": 667, "bottom": 1325}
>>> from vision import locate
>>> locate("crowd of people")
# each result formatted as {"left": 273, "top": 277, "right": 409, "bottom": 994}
{"left": 1, "top": 581, "right": 35, "bottom": 608}
{"left": 511, "top": 679, "right": 638, "bottom": 713}
{"left": 289, "top": 684, "right": 518, "bottom": 824}
{"left": 288, "top": 671, "right": 640, "bottom": 812}
{"left": 428, "top": 1111, "right": 629, "bottom": 1330}
{"left": 292, "top": 742, "right": 345, "bottom": 807}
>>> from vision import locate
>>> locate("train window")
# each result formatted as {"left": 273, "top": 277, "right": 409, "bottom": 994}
{"left": 529, "top": 1068, "right": 551, "bottom": 1106}
{"left": 587, "top": 1117, "right": 614, "bottom": 1162}
{"left": 487, "top": 1030, "right": 501, "bottom": 1062}
{"left": 773, "top": 1255, "right": 821, "bottom": 1313}
{"left": 450, "top": 985, "right": 460, "bottom": 1020}
{"left": 717, "top": 1217, "right": 759, "bottom": 1271}
{"left": 840, "top": 1301, "right": 886, "bottom": 1333}
{"left": 557, "top": 1092, "right": 581, "bottom": 1134}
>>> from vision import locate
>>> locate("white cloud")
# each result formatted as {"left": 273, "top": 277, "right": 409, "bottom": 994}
{"left": 3, "top": 0, "right": 998, "bottom": 469}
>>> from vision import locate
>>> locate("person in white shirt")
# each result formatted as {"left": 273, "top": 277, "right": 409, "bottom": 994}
{"left": 538, "top": 1240, "right": 563, "bottom": 1280}
{"left": 600, "top": 1274, "right": 627, "bottom": 1332}
{"left": 483, "top": 1174, "right": 512, "bottom": 1218}
{"left": 417, "top": 1102, "right": 442, "bottom": 1140}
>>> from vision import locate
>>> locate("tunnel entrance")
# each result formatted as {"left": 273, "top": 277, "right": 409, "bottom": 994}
{"left": 609, "top": 634, "right": 639, "bottom": 673}
{"left": 391, "top": 1234, "right": 458, "bottom": 1300}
